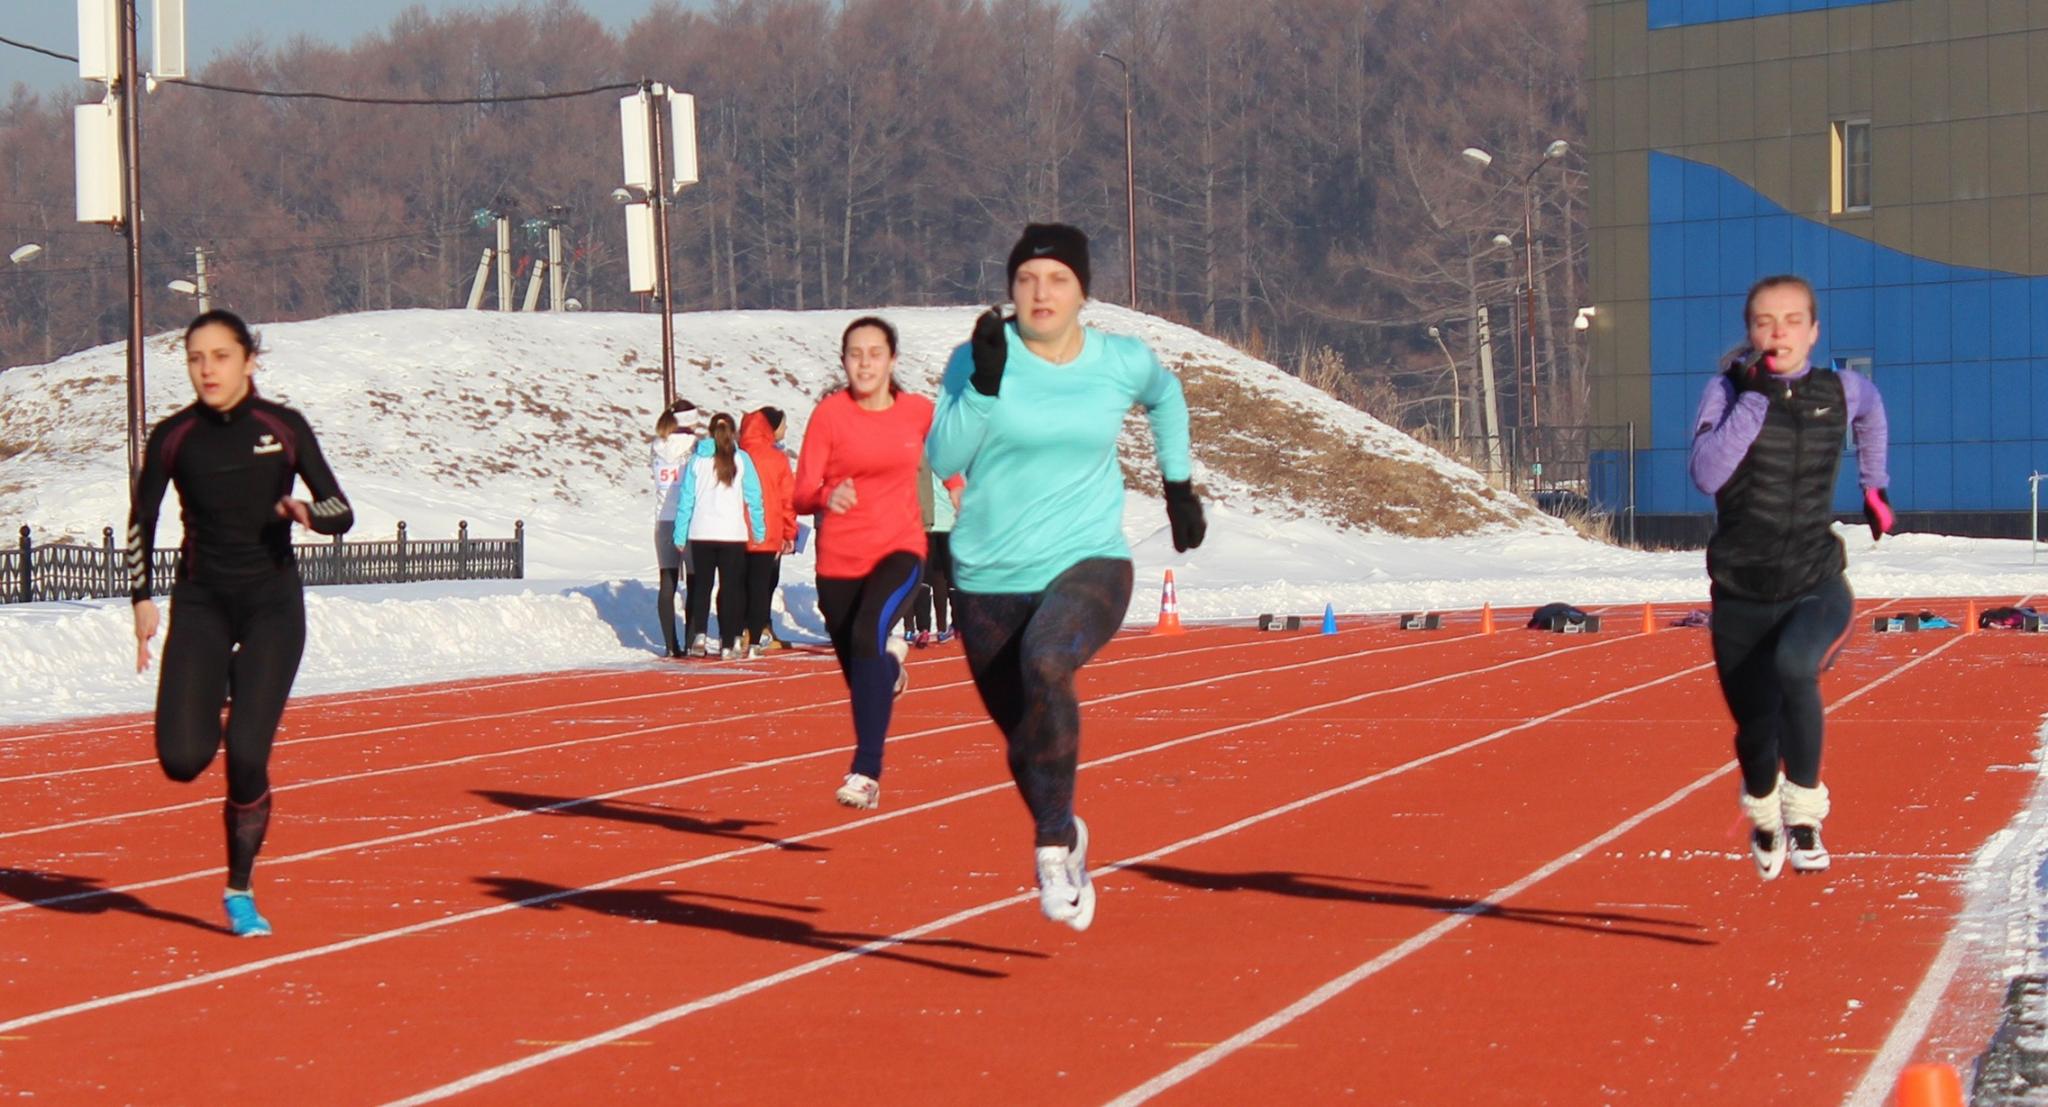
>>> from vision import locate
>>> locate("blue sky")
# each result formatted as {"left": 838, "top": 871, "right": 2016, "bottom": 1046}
{"left": 2, "top": 2, "right": 708, "bottom": 93}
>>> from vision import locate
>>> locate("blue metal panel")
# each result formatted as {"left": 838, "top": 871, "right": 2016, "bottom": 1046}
{"left": 1683, "top": 161, "right": 1720, "bottom": 222}
{"left": 1828, "top": 231, "right": 1875, "bottom": 288}
{"left": 1831, "top": 287, "right": 1874, "bottom": 350}
{"left": 1752, "top": 0, "right": 1791, "bottom": 14}
{"left": 1874, "top": 285, "right": 1913, "bottom": 363}
{"left": 1685, "top": 222, "right": 1722, "bottom": 296}
{"left": 1753, "top": 214, "right": 1794, "bottom": 275}
{"left": 1648, "top": 0, "right": 1683, "bottom": 26}
{"left": 1912, "top": 283, "right": 1952, "bottom": 363}
{"left": 1873, "top": 243, "right": 1913, "bottom": 287}
{"left": 1718, "top": 169, "right": 1756, "bottom": 219}
{"left": 1687, "top": 297, "right": 1730, "bottom": 370}
{"left": 1951, "top": 361, "right": 1991, "bottom": 442}
{"left": 2032, "top": 360, "right": 2048, "bottom": 438}
{"left": 1887, "top": 442, "right": 1914, "bottom": 506}
{"left": 1916, "top": 444, "right": 1953, "bottom": 507}
{"left": 1652, "top": 369, "right": 1697, "bottom": 444}
{"left": 1952, "top": 281, "right": 1992, "bottom": 361}
{"left": 1651, "top": 222, "right": 1685, "bottom": 300}
{"left": 1991, "top": 278, "right": 2030, "bottom": 360}
{"left": 1993, "top": 443, "right": 2033, "bottom": 508}
{"left": 1992, "top": 362, "right": 2031, "bottom": 440}
{"left": 1790, "top": 219, "right": 1833, "bottom": 287}
{"left": 1952, "top": 444, "right": 1993, "bottom": 508}
{"left": 1719, "top": 0, "right": 1757, "bottom": 19}
{"left": 1914, "top": 364, "right": 1954, "bottom": 443}
{"left": 1718, "top": 218, "right": 1757, "bottom": 295}
{"left": 1651, "top": 297, "right": 1687, "bottom": 376}
{"left": 1682, "top": 0, "right": 1719, "bottom": 25}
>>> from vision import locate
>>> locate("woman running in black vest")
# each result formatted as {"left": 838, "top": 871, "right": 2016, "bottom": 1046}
{"left": 1689, "top": 274, "right": 1891, "bottom": 880}
{"left": 129, "top": 310, "right": 355, "bottom": 936}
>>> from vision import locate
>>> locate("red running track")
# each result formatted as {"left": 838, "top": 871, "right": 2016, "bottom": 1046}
{"left": 0, "top": 601, "right": 2041, "bottom": 1104}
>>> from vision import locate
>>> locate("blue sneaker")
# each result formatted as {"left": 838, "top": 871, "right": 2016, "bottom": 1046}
{"left": 223, "top": 891, "right": 272, "bottom": 938}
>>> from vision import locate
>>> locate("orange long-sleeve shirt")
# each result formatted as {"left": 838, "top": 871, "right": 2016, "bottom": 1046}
{"left": 791, "top": 390, "right": 933, "bottom": 578}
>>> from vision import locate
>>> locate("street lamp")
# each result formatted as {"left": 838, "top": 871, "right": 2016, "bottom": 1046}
{"left": 9, "top": 244, "right": 43, "bottom": 265}
{"left": 1462, "top": 139, "right": 1570, "bottom": 433}
{"left": 1097, "top": 51, "right": 1139, "bottom": 308}
{"left": 1428, "top": 323, "right": 1461, "bottom": 443}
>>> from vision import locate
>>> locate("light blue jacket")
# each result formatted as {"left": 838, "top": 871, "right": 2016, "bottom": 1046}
{"left": 671, "top": 438, "right": 766, "bottom": 546}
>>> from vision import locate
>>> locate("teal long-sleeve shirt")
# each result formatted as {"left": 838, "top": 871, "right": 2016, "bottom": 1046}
{"left": 926, "top": 323, "right": 1192, "bottom": 594}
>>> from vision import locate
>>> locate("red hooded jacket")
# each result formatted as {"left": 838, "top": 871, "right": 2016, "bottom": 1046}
{"left": 739, "top": 410, "right": 796, "bottom": 553}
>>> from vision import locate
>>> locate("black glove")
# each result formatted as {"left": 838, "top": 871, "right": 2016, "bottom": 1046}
{"left": 1163, "top": 479, "right": 1206, "bottom": 552}
{"left": 970, "top": 306, "right": 1009, "bottom": 397}
{"left": 1728, "top": 348, "right": 1773, "bottom": 395}
{"left": 1863, "top": 487, "right": 1894, "bottom": 541}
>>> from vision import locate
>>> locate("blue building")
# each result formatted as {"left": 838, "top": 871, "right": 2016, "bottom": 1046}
{"left": 1589, "top": 0, "right": 2047, "bottom": 540}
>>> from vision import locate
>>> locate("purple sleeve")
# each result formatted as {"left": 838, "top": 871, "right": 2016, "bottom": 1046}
{"left": 1840, "top": 371, "right": 1890, "bottom": 491}
{"left": 1688, "top": 375, "right": 1768, "bottom": 495}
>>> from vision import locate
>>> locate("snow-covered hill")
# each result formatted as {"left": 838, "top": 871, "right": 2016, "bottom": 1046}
{"left": 0, "top": 304, "right": 1548, "bottom": 575}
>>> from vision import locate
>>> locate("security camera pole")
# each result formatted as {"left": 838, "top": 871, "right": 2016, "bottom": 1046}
{"left": 619, "top": 82, "right": 698, "bottom": 410}
{"left": 648, "top": 87, "right": 676, "bottom": 409}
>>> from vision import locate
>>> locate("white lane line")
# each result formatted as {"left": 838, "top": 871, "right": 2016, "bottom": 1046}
{"left": 0, "top": 633, "right": 1644, "bottom": 1032}
{"left": 0, "top": 617, "right": 1383, "bottom": 784}
{"left": 0, "top": 621, "right": 1501, "bottom": 839}
{"left": 3, "top": 627, "right": 1605, "bottom": 910}
{"left": 1108, "top": 633, "right": 1967, "bottom": 1104}
{"left": 381, "top": 656, "right": 1724, "bottom": 1104}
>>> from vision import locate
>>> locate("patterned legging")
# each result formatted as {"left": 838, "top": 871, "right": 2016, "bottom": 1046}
{"left": 954, "top": 558, "right": 1134, "bottom": 848}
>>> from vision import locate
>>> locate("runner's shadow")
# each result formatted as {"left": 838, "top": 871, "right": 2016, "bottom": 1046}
{"left": 0, "top": 868, "right": 225, "bottom": 934}
{"left": 474, "top": 790, "right": 827, "bottom": 854}
{"left": 1127, "top": 863, "right": 1712, "bottom": 946}
{"left": 476, "top": 876, "right": 1045, "bottom": 979}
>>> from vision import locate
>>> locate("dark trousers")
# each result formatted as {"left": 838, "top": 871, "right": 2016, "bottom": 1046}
{"left": 817, "top": 552, "right": 923, "bottom": 779}
{"left": 685, "top": 540, "right": 749, "bottom": 649}
{"left": 1710, "top": 572, "right": 1855, "bottom": 797}
{"left": 907, "top": 531, "right": 953, "bottom": 634}
{"left": 744, "top": 551, "right": 782, "bottom": 644}
{"left": 955, "top": 558, "right": 1133, "bottom": 848}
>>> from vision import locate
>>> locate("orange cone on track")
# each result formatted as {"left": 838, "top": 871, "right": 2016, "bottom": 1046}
{"left": 1894, "top": 1062, "right": 1963, "bottom": 1107}
{"left": 1642, "top": 602, "right": 1657, "bottom": 635}
{"left": 1480, "top": 602, "right": 1495, "bottom": 636}
{"left": 1154, "top": 570, "right": 1185, "bottom": 635}
{"left": 1966, "top": 599, "right": 1978, "bottom": 636}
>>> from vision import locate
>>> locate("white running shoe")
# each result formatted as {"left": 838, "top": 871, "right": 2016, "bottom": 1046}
{"left": 887, "top": 635, "right": 909, "bottom": 697}
{"left": 1739, "top": 783, "right": 1787, "bottom": 881}
{"left": 687, "top": 634, "right": 710, "bottom": 659}
{"left": 1033, "top": 815, "right": 1096, "bottom": 931}
{"left": 835, "top": 772, "right": 880, "bottom": 810}
{"left": 1781, "top": 779, "right": 1831, "bottom": 874}
{"left": 1787, "top": 825, "right": 1830, "bottom": 872}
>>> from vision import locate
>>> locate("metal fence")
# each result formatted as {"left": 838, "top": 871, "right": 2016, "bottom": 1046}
{"left": 1455, "top": 423, "right": 1640, "bottom": 543}
{"left": 0, "top": 521, "right": 523, "bottom": 604}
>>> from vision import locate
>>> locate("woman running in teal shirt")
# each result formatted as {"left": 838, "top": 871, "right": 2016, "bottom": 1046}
{"left": 927, "top": 223, "right": 1205, "bottom": 931}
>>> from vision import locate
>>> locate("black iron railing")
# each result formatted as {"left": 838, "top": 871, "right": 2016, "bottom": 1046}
{"left": 0, "top": 521, "right": 523, "bottom": 604}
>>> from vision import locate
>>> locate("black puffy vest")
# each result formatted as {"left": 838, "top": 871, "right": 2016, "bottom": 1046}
{"left": 1706, "top": 370, "right": 1848, "bottom": 603}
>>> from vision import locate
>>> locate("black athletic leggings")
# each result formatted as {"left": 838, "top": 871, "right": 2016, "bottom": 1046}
{"left": 955, "top": 557, "right": 1133, "bottom": 848}
{"left": 686, "top": 540, "right": 749, "bottom": 649}
{"left": 817, "top": 552, "right": 922, "bottom": 779}
{"left": 1710, "top": 572, "right": 1855, "bottom": 797}
{"left": 156, "top": 570, "right": 305, "bottom": 889}
{"left": 745, "top": 551, "right": 782, "bottom": 645}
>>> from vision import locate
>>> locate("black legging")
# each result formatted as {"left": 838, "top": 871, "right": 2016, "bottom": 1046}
{"left": 1710, "top": 572, "right": 1855, "bottom": 797}
{"left": 817, "top": 552, "right": 922, "bottom": 779}
{"left": 955, "top": 558, "right": 1133, "bottom": 848}
{"left": 686, "top": 540, "right": 749, "bottom": 650}
{"left": 155, "top": 570, "right": 306, "bottom": 890}
{"left": 745, "top": 551, "right": 782, "bottom": 645}
{"left": 908, "top": 531, "right": 953, "bottom": 635}
{"left": 658, "top": 567, "right": 683, "bottom": 654}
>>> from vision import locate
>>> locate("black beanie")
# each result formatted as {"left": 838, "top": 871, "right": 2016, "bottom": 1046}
{"left": 1005, "top": 223, "right": 1091, "bottom": 296}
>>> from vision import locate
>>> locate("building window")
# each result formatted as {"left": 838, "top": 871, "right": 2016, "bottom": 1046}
{"left": 1833, "top": 355, "right": 1873, "bottom": 382}
{"left": 1832, "top": 120, "right": 1871, "bottom": 213}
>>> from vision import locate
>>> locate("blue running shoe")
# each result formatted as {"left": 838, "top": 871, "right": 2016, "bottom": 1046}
{"left": 223, "top": 891, "right": 272, "bottom": 938}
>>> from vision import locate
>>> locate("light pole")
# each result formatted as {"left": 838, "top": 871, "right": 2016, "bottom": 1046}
{"left": 1097, "top": 51, "right": 1139, "bottom": 307}
{"left": 1428, "top": 324, "right": 1461, "bottom": 444}
{"left": 1462, "top": 139, "right": 1569, "bottom": 433}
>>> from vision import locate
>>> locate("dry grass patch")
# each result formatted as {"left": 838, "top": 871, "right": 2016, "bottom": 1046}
{"left": 1171, "top": 358, "right": 1498, "bottom": 538}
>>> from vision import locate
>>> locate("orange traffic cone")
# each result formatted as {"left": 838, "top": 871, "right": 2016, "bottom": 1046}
{"left": 1154, "top": 570, "right": 1185, "bottom": 635}
{"left": 1966, "top": 599, "right": 1978, "bottom": 636}
{"left": 1480, "top": 602, "right": 1495, "bottom": 636}
{"left": 1894, "top": 1062, "right": 1963, "bottom": 1107}
{"left": 1641, "top": 601, "right": 1657, "bottom": 635}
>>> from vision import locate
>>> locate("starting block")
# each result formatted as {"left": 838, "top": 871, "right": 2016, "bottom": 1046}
{"left": 1874, "top": 613, "right": 1921, "bottom": 633}
{"left": 1548, "top": 613, "right": 1601, "bottom": 634}
{"left": 2023, "top": 613, "right": 2048, "bottom": 633}
{"left": 1398, "top": 612, "right": 1442, "bottom": 631}
{"left": 1257, "top": 614, "right": 1303, "bottom": 632}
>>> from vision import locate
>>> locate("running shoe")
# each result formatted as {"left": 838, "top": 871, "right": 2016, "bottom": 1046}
{"left": 687, "top": 634, "right": 710, "bottom": 659}
{"left": 1787, "top": 825, "right": 1830, "bottom": 873}
{"left": 1749, "top": 827, "right": 1788, "bottom": 880}
{"left": 719, "top": 646, "right": 739, "bottom": 661}
{"left": 223, "top": 891, "right": 272, "bottom": 938}
{"left": 835, "top": 772, "right": 881, "bottom": 810}
{"left": 1033, "top": 815, "right": 1096, "bottom": 931}
{"left": 887, "top": 635, "right": 909, "bottom": 696}
{"left": 935, "top": 629, "right": 955, "bottom": 644}
{"left": 914, "top": 631, "right": 933, "bottom": 649}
